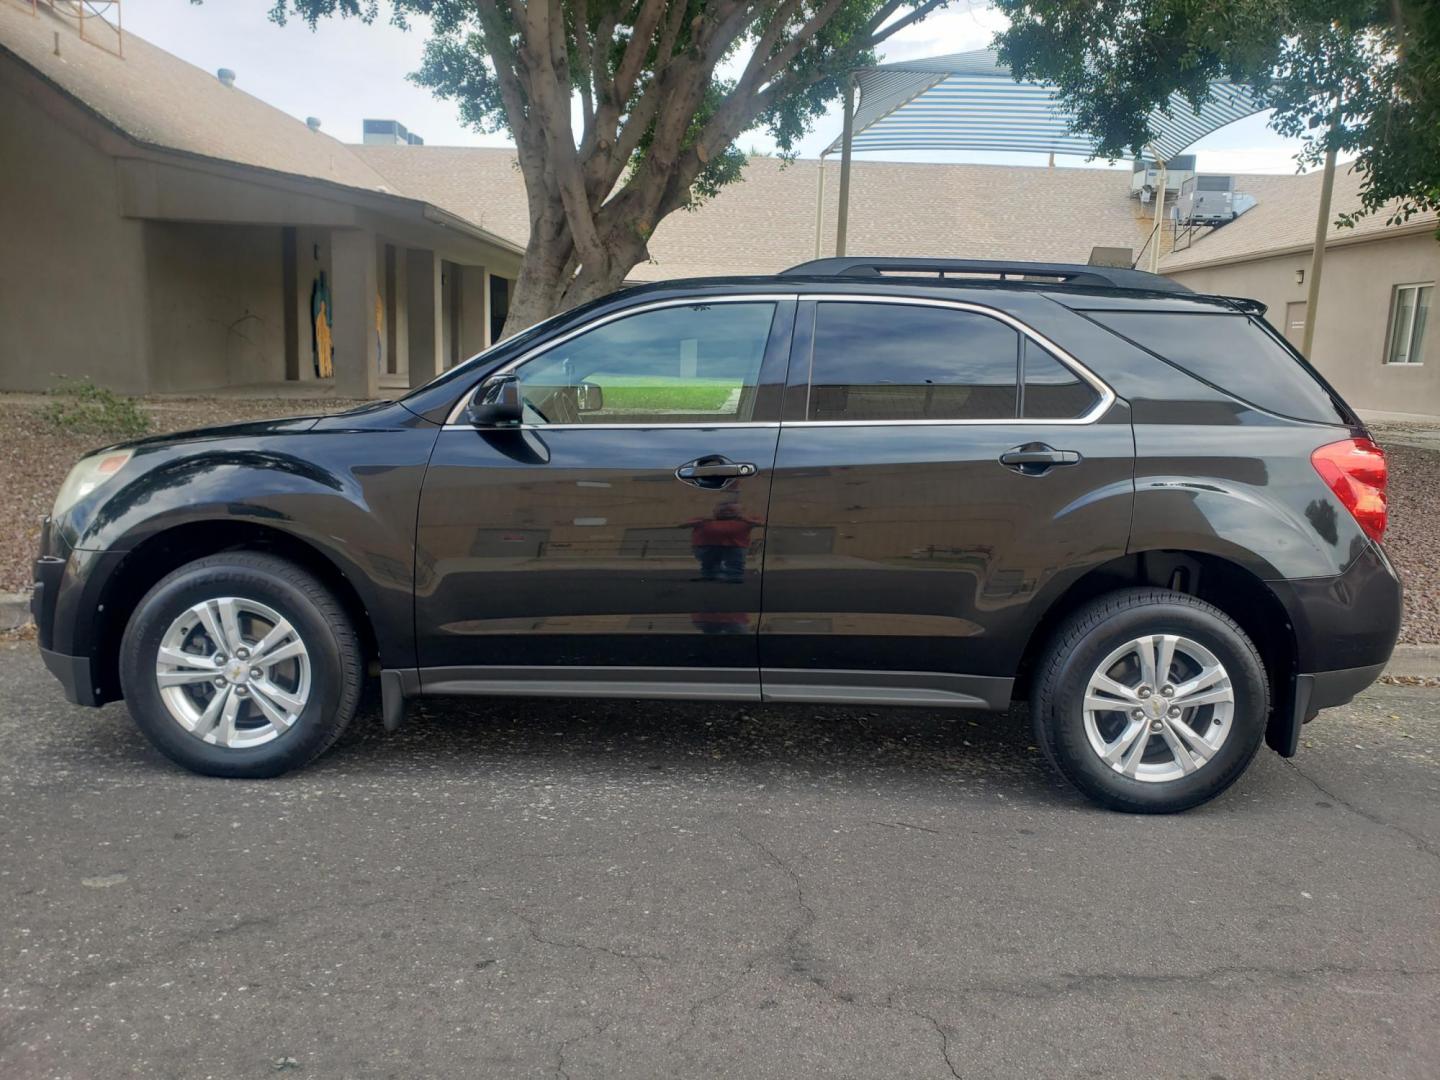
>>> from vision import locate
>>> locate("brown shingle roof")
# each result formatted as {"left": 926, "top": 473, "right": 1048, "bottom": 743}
{"left": 0, "top": 2, "right": 393, "bottom": 195}
{"left": 1161, "top": 164, "right": 1439, "bottom": 271}
{"left": 354, "top": 144, "right": 533, "bottom": 241}
{"left": 355, "top": 148, "right": 1155, "bottom": 280}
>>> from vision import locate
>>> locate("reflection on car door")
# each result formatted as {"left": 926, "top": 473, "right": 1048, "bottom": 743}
{"left": 760, "top": 298, "right": 1134, "bottom": 707}
{"left": 414, "top": 297, "right": 795, "bottom": 701}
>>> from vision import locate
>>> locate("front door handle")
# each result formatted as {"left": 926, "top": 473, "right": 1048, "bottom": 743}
{"left": 676, "top": 457, "right": 757, "bottom": 486}
{"left": 999, "top": 443, "right": 1081, "bottom": 475}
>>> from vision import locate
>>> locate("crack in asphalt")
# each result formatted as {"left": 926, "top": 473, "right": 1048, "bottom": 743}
{"left": 515, "top": 910, "right": 665, "bottom": 991}
{"left": 729, "top": 830, "right": 967, "bottom": 1078}
{"left": 554, "top": 1020, "right": 610, "bottom": 1080}
{"left": 1284, "top": 758, "right": 1440, "bottom": 864}
{"left": 869, "top": 819, "right": 944, "bottom": 835}
{"left": 918, "top": 1011, "right": 964, "bottom": 1079}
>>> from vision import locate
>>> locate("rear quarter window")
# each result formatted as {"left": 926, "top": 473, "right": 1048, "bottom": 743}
{"left": 1086, "top": 311, "right": 1349, "bottom": 425}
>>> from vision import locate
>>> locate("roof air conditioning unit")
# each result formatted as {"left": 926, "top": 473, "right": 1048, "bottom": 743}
{"left": 1130, "top": 155, "right": 1196, "bottom": 198}
{"left": 1176, "top": 174, "right": 1238, "bottom": 225}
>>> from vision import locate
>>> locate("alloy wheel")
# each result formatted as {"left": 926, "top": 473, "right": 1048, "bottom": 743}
{"left": 1081, "top": 633, "right": 1235, "bottom": 783}
{"left": 154, "top": 597, "right": 311, "bottom": 749}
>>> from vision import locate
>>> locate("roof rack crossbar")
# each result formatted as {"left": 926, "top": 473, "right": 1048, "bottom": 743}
{"left": 779, "top": 257, "right": 1192, "bottom": 294}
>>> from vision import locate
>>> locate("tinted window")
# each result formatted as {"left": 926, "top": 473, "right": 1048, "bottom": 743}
{"left": 514, "top": 302, "right": 776, "bottom": 424}
{"left": 1022, "top": 340, "right": 1099, "bottom": 419}
{"left": 1090, "top": 311, "right": 1347, "bottom": 424}
{"left": 808, "top": 302, "right": 1018, "bottom": 421}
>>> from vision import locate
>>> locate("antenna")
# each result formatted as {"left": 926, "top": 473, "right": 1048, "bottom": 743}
{"left": 22, "top": 2, "right": 125, "bottom": 59}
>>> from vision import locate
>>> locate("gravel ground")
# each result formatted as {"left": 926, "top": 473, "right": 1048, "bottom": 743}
{"left": 1, "top": 393, "right": 1437, "bottom": 641}
{"left": 1373, "top": 441, "right": 1440, "bottom": 644}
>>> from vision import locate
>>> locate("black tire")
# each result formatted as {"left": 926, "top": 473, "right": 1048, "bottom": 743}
{"left": 1032, "top": 588, "right": 1268, "bottom": 814}
{"left": 119, "top": 553, "right": 363, "bottom": 778}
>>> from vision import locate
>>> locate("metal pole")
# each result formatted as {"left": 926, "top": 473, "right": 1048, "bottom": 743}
{"left": 1301, "top": 109, "right": 1342, "bottom": 358}
{"left": 1148, "top": 159, "right": 1167, "bottom": 274}
{"left": 814, "top": 154, "right": 827, "bottom": 259}
{"left": 835, "top": 75, "right": 856, "bottom": 257}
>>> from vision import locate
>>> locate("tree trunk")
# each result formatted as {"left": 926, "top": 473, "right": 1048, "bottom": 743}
{"left": 501, "top": 202, "right": 650, "bottom": 339}
{"left": 503, "top": 245, "right": 568, "bottom": 340}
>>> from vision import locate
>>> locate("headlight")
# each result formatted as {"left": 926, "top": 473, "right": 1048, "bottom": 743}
{"left": 52, "top": 449, "right": 134, "bottom": 518}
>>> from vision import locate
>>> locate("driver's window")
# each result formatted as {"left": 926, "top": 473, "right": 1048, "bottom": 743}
{"left": 513, "top": 302, "right": 777, "bottom": 425}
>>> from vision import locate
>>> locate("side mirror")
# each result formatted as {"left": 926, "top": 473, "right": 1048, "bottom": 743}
{"left": 575, "top": 381, "right": 604, "bottom": 413}
{"left": 466, "top": 375, "right": 522, "bottom": 427}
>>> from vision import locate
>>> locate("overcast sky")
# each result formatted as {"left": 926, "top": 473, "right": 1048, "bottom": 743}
{"left": 127, "top": 0, "right": 1318, "bottom": 174}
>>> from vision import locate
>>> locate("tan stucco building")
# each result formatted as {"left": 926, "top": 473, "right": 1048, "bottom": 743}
{"left": 2, "top": 6, "right": 1437, "bottom": 414}
{"left": 1160, "top": 169, "right": 1438, "bottom": 415}
{"left": 0, "top": 3, "right": 521, "bottom": 398}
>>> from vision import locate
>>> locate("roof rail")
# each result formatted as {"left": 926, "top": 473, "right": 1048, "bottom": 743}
{"left": 779, "top": 257, "right": 1192, "bottom": 295}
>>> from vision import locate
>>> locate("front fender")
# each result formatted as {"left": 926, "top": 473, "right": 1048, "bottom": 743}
{"left": 60, "top": 413, "right": 439, "bottom": 669}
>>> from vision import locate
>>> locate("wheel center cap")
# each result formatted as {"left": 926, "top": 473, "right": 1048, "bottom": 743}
{"left": 1147, "top": 697, "right": 1166, "bottom": 720}
{"left": 223, "top": 659, "right": 249, "bottom": 685}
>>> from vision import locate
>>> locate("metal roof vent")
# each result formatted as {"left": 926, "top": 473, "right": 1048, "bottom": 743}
{"left": 306, "top": 117, "right": 322, "bottom": 132}
{"left": 217, "top": 68, "right": 237, "bottom": 88}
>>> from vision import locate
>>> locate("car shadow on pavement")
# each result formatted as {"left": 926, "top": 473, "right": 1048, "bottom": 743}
{"left": 307, "top": 694, "right": 1087, "bottom": 807}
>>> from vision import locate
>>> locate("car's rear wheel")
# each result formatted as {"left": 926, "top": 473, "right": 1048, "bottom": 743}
{"left": 119, "top": 553, "right": 363, "bottom": 777}
{"left": 1032, "top": 588, "right": 1268, "bottom": 813}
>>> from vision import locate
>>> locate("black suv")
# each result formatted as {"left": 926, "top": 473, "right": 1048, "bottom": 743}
{"left": 33, "top": 258, "right": 1401, "bottom": 812}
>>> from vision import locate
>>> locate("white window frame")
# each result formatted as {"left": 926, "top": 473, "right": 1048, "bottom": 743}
{"left": 1384, "top": 282, "right": 1433, "bottom": 366}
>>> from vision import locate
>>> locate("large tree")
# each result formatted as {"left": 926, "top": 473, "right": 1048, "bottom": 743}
{"left": 993, "top": 1, "right": 1440, "bottom": 231}
{"left": 266, "top": 0, "right": 951, "bottom": 333}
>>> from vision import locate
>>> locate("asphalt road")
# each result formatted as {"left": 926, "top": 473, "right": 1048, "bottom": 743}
{"left": 1, "top": 641, "right": 1437, "bottom": 1080}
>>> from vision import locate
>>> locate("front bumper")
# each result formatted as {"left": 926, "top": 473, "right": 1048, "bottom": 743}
{"left": 39, "top": 645, "right": 98, "bottom": 706}
{"left": 33, "top": 516, "right": 125, "bottom": 707}
{"left": 33, "top": 528, "right": 98, "bottom": 706}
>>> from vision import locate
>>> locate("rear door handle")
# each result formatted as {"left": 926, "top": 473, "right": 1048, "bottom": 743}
{"left": 999, "top": 444, "right": 1080, "bottom": 474}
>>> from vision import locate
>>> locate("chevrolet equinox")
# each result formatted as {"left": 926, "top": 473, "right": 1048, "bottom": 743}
{"left": 33, "top": 257, "right": 1402, "bottom": 813}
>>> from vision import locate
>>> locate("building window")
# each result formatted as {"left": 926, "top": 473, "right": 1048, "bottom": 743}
{"left": 1385, "top": 283, "right": 1432, "bottom": 365}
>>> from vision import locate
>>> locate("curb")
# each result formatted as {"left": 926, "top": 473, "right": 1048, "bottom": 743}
{"left": 1380, "top": 643, "right": 1440, "bottom": 680}
{"left": 0, "top": 591, "right": 30, "bottom": 632}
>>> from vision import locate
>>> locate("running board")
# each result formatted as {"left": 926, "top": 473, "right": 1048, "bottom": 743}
{"left": 378, "top": 666, "right": 1013, "bottom": 727}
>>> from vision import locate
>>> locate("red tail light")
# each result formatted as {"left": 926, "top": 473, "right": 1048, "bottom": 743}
{"left": 1311, "top": 438, "right": 1387, "bottom": 542}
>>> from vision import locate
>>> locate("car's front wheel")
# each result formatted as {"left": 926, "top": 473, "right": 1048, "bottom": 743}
{"left": 1032, "top": 588, "right": 1269, "bottom": 813}
{"left": 119, "top": 553, "right": 363, "bottom": 777}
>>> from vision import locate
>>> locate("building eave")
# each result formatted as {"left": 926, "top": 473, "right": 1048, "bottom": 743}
{"left": 0, "top": 42, "right": 525, "bottom": 258}
{"left": 1163, "top": 217, "right": 1439, "bottom": 276}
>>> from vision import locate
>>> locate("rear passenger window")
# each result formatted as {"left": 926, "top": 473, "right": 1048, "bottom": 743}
{"left": 808, "top": 302, "right": 1018, "bottom": 421}
{"left": 1088, "top": 311, "right": 1347, "bottom": 424}
{"left": 1023, "top": 340, "right": 1099, "bottom": 419}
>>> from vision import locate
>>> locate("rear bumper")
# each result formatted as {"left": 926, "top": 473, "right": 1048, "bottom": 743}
{"left": 1271, "top": 542, "right": 1403, "bottom": 675}
{"left": 1266, "top": 543, "right": 1401, "bottom": 756}
{"left": 1305, "top": 660, "right": 1389, "bottom": 712}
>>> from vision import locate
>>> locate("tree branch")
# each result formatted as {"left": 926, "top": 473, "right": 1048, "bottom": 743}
{"left": 611, "top": 0, "right": 669, "bottom": 109}
{"left": 860, "top": 0, "right": 947, "bottom": 49}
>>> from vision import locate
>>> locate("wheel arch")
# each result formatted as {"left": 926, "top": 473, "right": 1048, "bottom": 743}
{"left": 90, "top": 520, "right": 381, "bottom": 704}
{"left": 1016, "top": 550, "right": 1299, "bottom": 755}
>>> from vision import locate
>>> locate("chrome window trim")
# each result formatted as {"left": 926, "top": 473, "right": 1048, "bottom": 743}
{"left": 443, "top": 294, "right": 797, "bottom": 426}
{"left": 441, "top": 421, "right": 781, "bottom": 431}
{"left": 796, "top": 293, "right": 1115, "bottom": 427}
{"left": 443, "top": 290, "right": 1116, "bottom": 429}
